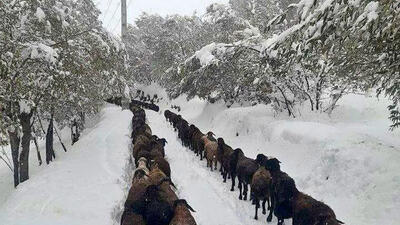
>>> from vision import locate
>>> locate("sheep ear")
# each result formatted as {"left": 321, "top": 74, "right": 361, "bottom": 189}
{"left": 169, "top": 179, "right": 177, "bottom": 189}
{"left": 336, "top": 219, "right": 345, "bottom": 224}
{"left": 185, "top": 202, "right": 196, "bottom": 212}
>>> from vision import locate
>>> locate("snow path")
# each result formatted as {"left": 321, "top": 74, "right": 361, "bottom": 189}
{"left": 146, "top": 110, "right": 274, "bottom": 225}
{"left": 0, "top": 105, "right": 132, "bottom": 225}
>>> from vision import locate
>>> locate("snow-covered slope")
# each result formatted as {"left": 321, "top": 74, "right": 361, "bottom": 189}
{"left": 0, "top": 105, "right": 132, "bottom": 225}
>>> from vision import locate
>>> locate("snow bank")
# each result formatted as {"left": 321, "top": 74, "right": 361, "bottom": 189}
{"left": 0, "top": 105, "right": 132, "bottom": 225}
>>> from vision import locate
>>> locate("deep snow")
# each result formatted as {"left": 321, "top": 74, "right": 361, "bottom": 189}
{"left": 0, "top": 84, "right": 399, "bottom": 225}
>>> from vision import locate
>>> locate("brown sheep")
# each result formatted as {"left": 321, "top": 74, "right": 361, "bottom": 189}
{"left": 292, "top": 191, "right": 344, "bottom": 225}
{"left": 122, "top": 170, "right": 151, "bottom": 225}
{"left": 191, "top": 128, "right": 204, "bottom": 159}
{"left": 251, "top": 165, "right": 272, "bottom": 221}
{"left": 272, "top": 171, "right": 344, "bottom": 225}
{"left": 149, "top": 166, "right": 178, "bottom": 209}
{"left": 199, "top": 131, "right": 216, "bottom": 160}
{"left": 231, "top": 148, "right": 259, "bottom": 200}
{"left": 152, "top": 156, "right": 171, "bottom": 178}
{"left": 132, "top": 137, "right": 151, "bottom": 160}
{"left": 205, "top": 141, "right": 218, "bottom": 171}
{"left": 217, "top": 138, "right": 234, "bottom": 183}
{"left": 169, "top": 199, "right": 197, "bottom": 225}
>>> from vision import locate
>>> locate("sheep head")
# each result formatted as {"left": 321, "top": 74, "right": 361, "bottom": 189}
{"left": 158, "top": 138, "right": 168, "bottom": 147}
{"left": 265, "top": 158, "right": 281, "bottom": 172}
{"left": 256, "top": 154, "right": 269, "bottom": 166}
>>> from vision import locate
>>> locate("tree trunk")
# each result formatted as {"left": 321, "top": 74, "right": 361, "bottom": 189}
{"left": 32, "top": 126, "right": 42, "bottom": 166}
{"left": 46, "top": 116, "right": 55, "bottom": 164}
{"left": 19, "top": 112, "right": 33, "bottom": 183}
{"left": 8, "top": 129, "right": 20, "bottom": 187}
{"left": 33, "top": 136, "right": 42, "bottom": 166}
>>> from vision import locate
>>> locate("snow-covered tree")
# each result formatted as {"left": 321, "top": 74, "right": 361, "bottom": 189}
{"left": 0, "top": 0, "right": 127, "bottom": 186}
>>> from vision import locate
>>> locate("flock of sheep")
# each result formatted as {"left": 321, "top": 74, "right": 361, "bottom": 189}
{"left": 120, "top": 105, "right": 197, "bottom": 225}
{"left": 164, "top": 109, "right": 345, "bottom": 225}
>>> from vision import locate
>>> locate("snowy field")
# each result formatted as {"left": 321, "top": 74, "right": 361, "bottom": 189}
{"left": 1, "top": 86, "right": 400, "bottom": 225}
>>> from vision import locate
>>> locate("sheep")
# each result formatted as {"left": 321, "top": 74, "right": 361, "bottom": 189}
{"left": 255, "top": 153, "right": 269, "bottom": 166}
{"left": 169, "top": 199, "right": 197, "bottom": 225}
{"left": 151, "top": 138, "right": 168, "bottom": 157}
{"left": 198, "top": 131, "right": 215, "bottom": 160}
{"left": 149, "top": 166, "right": 178, "bottom": 209}
{"left": 164, "top": 110, "right": 173, "bottom": 122}
{"left": 217, "top": 138, "right": 234, "bottom": 183}
{"left": 231, "top": 148, "right": 259, "bottom": 200}
{"left": 292, "top": 191, "right": 344, "bottom": 225}
{"left": 152, "top": 156, "right": 171, "bottom": 178}
{"left": 132, "top": 184, "right": 174, "bottom": 225}
{"left": 187, "top": 125, "right": 199, "bottom": 151}
{"left": 271, "top": 170, "right": 295, "bottom": 224}
{"left": 171, "top": 115, "right": 183, "bottom": 130}
{"left": 272, "top": 171, "right": 344, "bottom": 225}
{"left": 250, "top": 163, "right": 273, "bottom": 221}
{"left": 122, "top": 169, "right": 151, "bottom": 225}
{"left": 190, "top": 127, "right": 204, "bottom": 158}
{"left": 205, "top": 141, "right": 218, "bottom": 171}
{"left": 133, "top": 143, "right": 151, "bottom": 162}
{"left": 176, "top": 119, "right": 190, "bottom": 146}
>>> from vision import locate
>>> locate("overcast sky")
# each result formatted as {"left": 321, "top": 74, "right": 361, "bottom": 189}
{"left": 94, "top": 0, "right": 228, "bottom": 36}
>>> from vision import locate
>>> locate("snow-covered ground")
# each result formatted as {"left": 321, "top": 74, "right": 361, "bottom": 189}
{"left": 1, "top": 84, "right": 399, "bottom": 225}
{"left": 0, "top": 105, "right": 132, "bottom": 225}
{"left": 141, "top": 84, "right": 400, "bottom": 225}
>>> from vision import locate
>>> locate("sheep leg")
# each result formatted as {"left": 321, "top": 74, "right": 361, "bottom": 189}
{"left": 223, "top": 170, "right": 227, "bottom": 183}
{"left": 262, "top": 199, "right": 267, "bottom": 214}
{"left": 238, "top": 180, "right": 243, "bottom": 200}
{"left": 267, "top": 194, "right": 274, "bottom": 222}
{"left": 230, "top": 173, "right": 235, "bottom": 191}
{"left": 214, "top": 160, "right": 217, "bottom": 170}
{"left": 267, "top": 198, "right": 270, "bottom": 210}
{"left": 254, "top": 198, "right": 260, "bottom": 220}
{"left": 243, "top": 183, "right": 248, "bottom": 200}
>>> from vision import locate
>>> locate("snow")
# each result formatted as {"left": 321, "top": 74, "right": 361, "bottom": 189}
{"left": 35, "top": 7, "right": 46, "bottom": 22}
{"left": 0, "top": 105, "right": 132, "bottom": 225}
{"left": 1, "top": 87, "right": 399, "bottom": 225}
{"left": 19, "top": 99, "right": 31, "bottom": 114}
{"left": 148, "top": 86, "right": 400, "bottom": 225}
{"left": 355, "top": 1, "right": 379, "bottom": 29}
{"left": 188, "top": 43, "right": 226, "bottom": 66}
{"left": 24, "top": 43, "right": 59, "bottom": 64}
